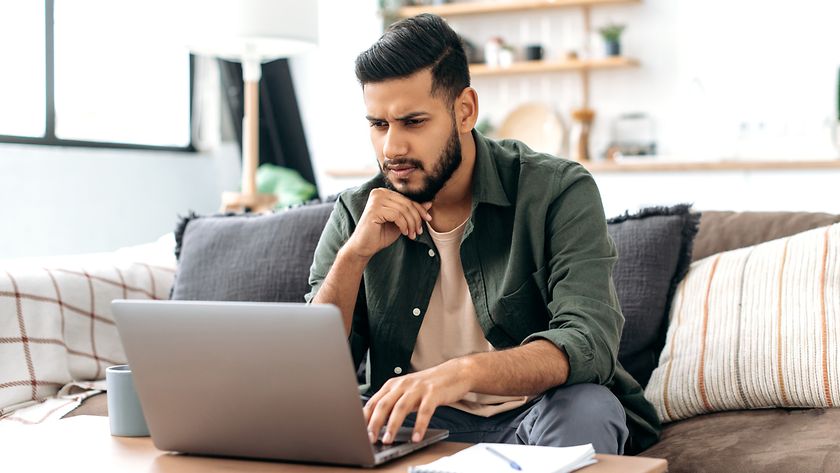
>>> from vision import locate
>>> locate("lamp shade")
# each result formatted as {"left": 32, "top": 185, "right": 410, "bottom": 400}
{"left": 178, "top": 0, "right": 318, "bottom": 63}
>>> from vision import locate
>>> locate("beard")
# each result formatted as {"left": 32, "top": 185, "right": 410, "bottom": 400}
{"left": 380, "top": 125, "right": 462, "bottom": 203}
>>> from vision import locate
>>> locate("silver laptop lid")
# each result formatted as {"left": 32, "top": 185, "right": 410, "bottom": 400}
{"left": 112, "top": 300, "right": 378, "bottom": 466}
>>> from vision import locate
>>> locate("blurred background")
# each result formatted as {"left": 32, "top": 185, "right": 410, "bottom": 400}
{"left": 1, "top": 0, "right": 839, "bottom": 258}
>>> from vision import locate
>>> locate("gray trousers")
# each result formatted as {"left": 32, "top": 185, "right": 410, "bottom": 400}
{"left": 395, "top": 384, "right": 628, "bottom": 454}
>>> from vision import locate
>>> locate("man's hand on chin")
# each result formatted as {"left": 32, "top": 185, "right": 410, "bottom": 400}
{"left": 345, "top": 188, "right": 433, "bottom": 259}
{"left": 363, "top": 358, "right": 474, "bottom": 445}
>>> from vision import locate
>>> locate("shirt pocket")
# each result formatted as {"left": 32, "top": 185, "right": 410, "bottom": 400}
{"left": 497, "top": 265, "right": 551, "bottom": 339}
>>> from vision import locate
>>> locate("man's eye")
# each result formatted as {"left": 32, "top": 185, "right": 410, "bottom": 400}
{"left": 405, "top": 119, "right": 424, "bottom": 127}
{"left": 369, "top": 121, "right": 388, "bottom": 129}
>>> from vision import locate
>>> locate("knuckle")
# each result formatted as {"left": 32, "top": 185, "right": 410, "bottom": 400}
{"left": 370, "top": 190, "right": 389, "bottom": 203}
{"left": 393, "top": 396, "right": 412, "bottom": 412}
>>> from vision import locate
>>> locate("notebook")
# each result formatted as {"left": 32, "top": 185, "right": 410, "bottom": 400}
{"left": 408, "top": 443, "right": 596, "bottom": 473}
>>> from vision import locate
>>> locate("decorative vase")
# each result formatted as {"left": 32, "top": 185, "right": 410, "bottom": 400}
{"left": 569, "top": 108, "right": 596, "bottom": 162}
{"left": 605, "top": 40, "right": 621, "bottom": 57}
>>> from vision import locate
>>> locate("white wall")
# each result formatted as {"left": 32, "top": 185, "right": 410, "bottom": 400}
{"left": 0, "top": 143, "right": 240, "bottom": 259}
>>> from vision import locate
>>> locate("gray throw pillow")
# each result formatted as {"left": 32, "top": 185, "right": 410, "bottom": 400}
{"left": 170, "top": 202, "right": 335, "bottom": 302}
{"left": 608, "top": 204, "right": 700, "bottom": 388}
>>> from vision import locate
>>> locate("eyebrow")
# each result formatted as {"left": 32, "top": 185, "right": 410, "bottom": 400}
{"left": 365, "top": 112, "right": 429, "bottom": 122}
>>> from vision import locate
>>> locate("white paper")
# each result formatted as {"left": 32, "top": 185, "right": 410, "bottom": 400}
{"left": 408, "top": 443, "right": 596, "bottom": 473}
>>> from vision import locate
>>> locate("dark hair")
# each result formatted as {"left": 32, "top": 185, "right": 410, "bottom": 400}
{"left": 354, "top": 13, "right": 470, "bottom": 104}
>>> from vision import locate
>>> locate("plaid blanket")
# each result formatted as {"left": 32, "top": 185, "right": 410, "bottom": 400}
{"left": 0, "top": 236, "right": 176, "bottom": 417}
{"left": 0, "top": 381, "right": 105, "bottom": 424}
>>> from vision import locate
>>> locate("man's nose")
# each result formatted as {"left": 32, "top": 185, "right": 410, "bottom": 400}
{"left": 383, "top": 127, "right": 409, "bottom": 160}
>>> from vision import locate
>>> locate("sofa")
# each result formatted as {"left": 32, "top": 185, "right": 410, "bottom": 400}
{"left": 3, "top": 203, "right": 839, "bottom": 473}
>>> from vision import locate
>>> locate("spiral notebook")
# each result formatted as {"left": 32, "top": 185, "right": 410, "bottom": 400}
{"left": 408, "top": 443, "right": 596, "bottom": 473}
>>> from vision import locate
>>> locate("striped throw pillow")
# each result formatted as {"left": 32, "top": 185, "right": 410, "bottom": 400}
{"left": 645, "top": 223, "right": 840, "bottom": 423}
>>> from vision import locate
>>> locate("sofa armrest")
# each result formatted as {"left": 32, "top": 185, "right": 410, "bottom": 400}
{"left": 692, "top": 211, "right": 840, "bottom": 261}
{"left": 0, "top": 234, "right": 177, "bottom": 415}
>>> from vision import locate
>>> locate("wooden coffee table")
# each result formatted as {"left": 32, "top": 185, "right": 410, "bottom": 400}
{"left": 0, "top": 416, "right": 667, "bottom": 472}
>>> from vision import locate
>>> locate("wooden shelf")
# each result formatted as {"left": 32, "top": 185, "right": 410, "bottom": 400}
{"left": 585, "top": 159, "right": 840, "bottom": 173}
{"left": 470, "top": 57, "right": 639, "bottom": 77}
{"left": 325, "top": 159, "right": 840, "bottom": 178}
{"left": 397, "top": 0, "right": 641, "bottom": 18}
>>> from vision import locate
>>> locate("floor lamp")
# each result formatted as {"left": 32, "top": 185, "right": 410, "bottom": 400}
{"left": 182, "top": 0, "right": 318, "bottom": 213}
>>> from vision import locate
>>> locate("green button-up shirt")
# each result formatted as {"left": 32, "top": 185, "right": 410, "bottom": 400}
{"left": 305, "top": 130, "right": 660, "bottom": 452}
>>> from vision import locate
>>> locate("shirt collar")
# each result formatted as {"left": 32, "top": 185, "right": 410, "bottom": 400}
{"left": 470, "top": 129, "right": 512, "bottom": 208}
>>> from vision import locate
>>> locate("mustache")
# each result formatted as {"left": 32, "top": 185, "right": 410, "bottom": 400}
{"left": 382, "top": 158, "right": 424, "bottom": 171}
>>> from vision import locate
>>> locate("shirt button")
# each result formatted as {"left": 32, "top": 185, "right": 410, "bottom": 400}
{"left": 412, "top": 307, "right": 421, "bottom": 317}
{"left": 428, "top": 249, "right": 436, "bottom": 257}
{"left": 394, "top": 366, "right": 403, "bottom": 375}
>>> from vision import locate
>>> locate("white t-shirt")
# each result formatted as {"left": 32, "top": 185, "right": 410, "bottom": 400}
{"left": 410, "top": 217, "right": 529, "bottom": 417}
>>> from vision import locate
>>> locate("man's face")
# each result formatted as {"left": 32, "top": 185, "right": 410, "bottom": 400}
{"left": 363, "top": 69, "right": 462, "bottom": 203}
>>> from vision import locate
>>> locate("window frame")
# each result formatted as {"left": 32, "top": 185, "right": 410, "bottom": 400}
{"left": 0, "top": 0, "right": 195, "bottom": 152}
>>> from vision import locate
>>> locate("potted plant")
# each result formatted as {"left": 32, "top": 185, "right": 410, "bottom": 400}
{"left": 598, "top": 23, "right": 626, "bottom": 57}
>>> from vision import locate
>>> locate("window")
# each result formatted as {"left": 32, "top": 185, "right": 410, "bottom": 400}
{"left": 0, "top": 2, "right": 45, "bottom": 138}
{"left": 0, "top": 0, "right": 192, "bottom": 151}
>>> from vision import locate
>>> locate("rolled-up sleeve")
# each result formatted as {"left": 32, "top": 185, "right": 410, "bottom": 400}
{"left": 305, "top": 197, "right": 370, "bottom": 368}
{"left": 522, "top": 165, "right": 623, "bottom": 386}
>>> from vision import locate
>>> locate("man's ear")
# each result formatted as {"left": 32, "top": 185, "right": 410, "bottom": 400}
{"left": 454, "top": 87, "right": 479, "bottom": 134}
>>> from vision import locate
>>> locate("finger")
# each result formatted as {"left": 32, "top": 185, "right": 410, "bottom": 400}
{"left": 379, "top": 207, "right": 411, "bottom": 237}
{"left": 385, "top": 194, "right": 424, "bottom": 236}
{"left": 363, "top": 400, "right": 378, "bottom": 443}
{"left": 391, "top": 210, "right": 414, "bottom": 239}
{"left": 362, "top": 397, "right": 378, "bottom": 425}
{"left": 383, "top": 393, "right": 419, "bottom": 444}
{"left": 384, "top": 191, "right": 427, "bottom": 231}
{"left": 363, "top": 382, "right": 390, "bottom": 428}
{"left": 403, "top": 200, "right": 425, "bottom": 235}
{"left": 394, "top": 198, "right": 425, "bottom": 235}
{"left": 367, "top": 391, "right": 399, "bottom": 444}
{"left": 412, "top": 201, "right": 433, "bottom": 223}
{"left": 412, "top": 399, "right": 437, "bottom": 443}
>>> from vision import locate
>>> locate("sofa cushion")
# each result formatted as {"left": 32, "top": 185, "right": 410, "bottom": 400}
{"left": 170, "top": 202, "right": 335, "bottom": 303}
{"left": 607, "top": 205, "right": 700, "bottom": 388}
{"left": 645, "top": 222, "right": 840, "bottom": 423}
{"left": 640, "top": 408, "right": 840, "bottom": 473}
{"left": 693, "top": 211, "right": 840, "bottom": 262}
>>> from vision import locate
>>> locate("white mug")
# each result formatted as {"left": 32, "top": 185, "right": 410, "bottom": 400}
{"left": 106, "top": 365, "right": 150, "bottom": 437}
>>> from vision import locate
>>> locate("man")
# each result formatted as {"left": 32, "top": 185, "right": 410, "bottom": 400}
{"left": 305, "top": 14, "right": 660, "bottom": 455}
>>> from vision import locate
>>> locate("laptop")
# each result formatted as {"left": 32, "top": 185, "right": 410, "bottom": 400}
{"left": 111, "top": 299, "right": 449, "bottom": 467}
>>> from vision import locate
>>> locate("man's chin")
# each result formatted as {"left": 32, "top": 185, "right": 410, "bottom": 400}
{"left": 387, "top": 176, "right": 418, "bottom": 193}
{"left": 387, "top": 183, "right": 432, "bottom": 203}
{"left": 395, "top": 186, "right": 426, "bottom": 200}
{"left": 382, "top": 173, "right": 439, "bottom": 202}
